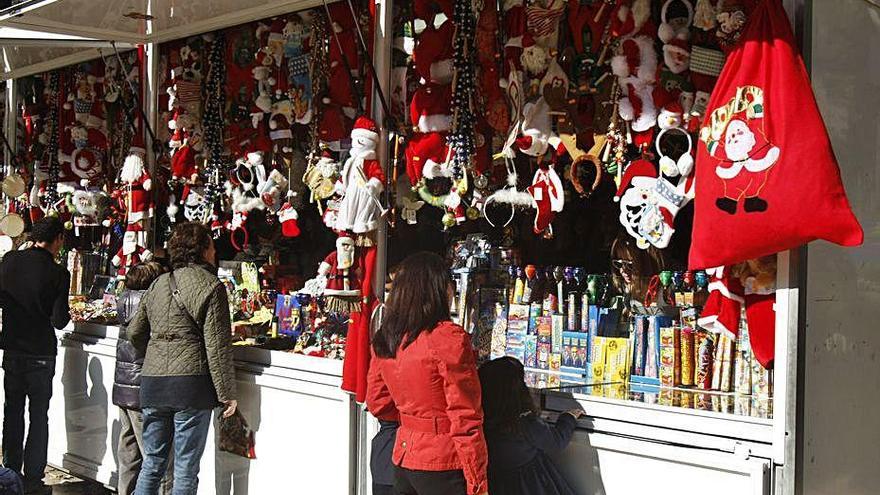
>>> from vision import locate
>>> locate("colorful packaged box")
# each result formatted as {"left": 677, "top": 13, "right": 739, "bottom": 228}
{"left": 751, "top": 357, "right": 773, "bottom": 397}
{"left": 604, "top": 337, "right": 630, "bottom": 383}
{"left": 505, "top": 342, "right": 524, "bottom": 363}
{"left": 590, "top": 337, "right": 607, "bottom": 383}
{"left": 694, "top": 330, "right": 715, "bottom": 390}
{"left": 528, "top": 303, "right": 543, "bottom": 334}
{"left": 507, "top": 303, "right": 530, "bottom": 329}
{"left": 489, "top": 303, "right": 509, "bottom": 359}
{"left": 551, "top": 315, "right": 564, "bottom": 354}
{"left": 631, "top": 316, "right": 647, "bottom": 377}
{"left": 659, "top": 326, "right": 681, "bottom": 387}
{"left": 549, "top": 353, "right": 561, "bottom": 372}
{"left": 718, "top": 336, "right": 735, "bottom": 392}
{"left": 524, "top": 335, "right": 538, "bottom": 368}
{"left": 735, "top": 395, "right": 752, "bottom": 416}
{"left": 580, "top": 296, "right": 592, "bottom": 335}
{"left": 644, "top": 315, "right": 666, "bottom": 380}
{"left": 537, "top": 342, "right": 551, "bottom": 370}
{"left": 535, "top": 316, "right": 553, "bottom": 339}
{"left": 734, "top": 326, "right": 753, "bottom": 395}
{"left": 680, "top": 327, "right": 695, "bottom": 387}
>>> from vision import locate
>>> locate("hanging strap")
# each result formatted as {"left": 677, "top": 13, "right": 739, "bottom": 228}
{"left": 169, "top": 270, "right": 200, "bottom": 331}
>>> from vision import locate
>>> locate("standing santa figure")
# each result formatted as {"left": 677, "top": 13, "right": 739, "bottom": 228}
{"left": 112, "top": 225, "right": 153, "bottom": 278}
{"left": 120, "top": 150, "right": 154, "bottom": 224}
{"left": 333, "top": 116, "right": 386, "bottom": 234}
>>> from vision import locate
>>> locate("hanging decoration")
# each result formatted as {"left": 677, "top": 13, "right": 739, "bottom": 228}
{"left": 44, "top": 71, "right": 62, "bottom": 207}
{"left": 447, "top": 0, "right": 478, "bottom": 172}
{"left": 199, "top": 33, "right": 228, "bottom": 223}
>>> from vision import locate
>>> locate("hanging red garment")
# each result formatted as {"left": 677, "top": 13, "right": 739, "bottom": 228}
{"left": 688, "top": 0, "right": 862, "bottom": 270}
{"left": 341, "top": 245, "right": 378, "bottom": 402}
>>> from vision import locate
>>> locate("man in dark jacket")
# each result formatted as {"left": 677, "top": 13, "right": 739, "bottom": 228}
{"left": 0, "top": 217, "right": 70, "bottom": 493}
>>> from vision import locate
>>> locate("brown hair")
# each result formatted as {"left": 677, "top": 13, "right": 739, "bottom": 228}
{"left": 372, "top": 252, "right": 451, "bottom": 358}
{"left": 167, "top": 222, "right": 212, "bottom": 269}
{"left": 610, "top": 233, "right": 665, "bottom": 303}
{"left": 125, "top": 261, "right": 169, "bottom": 290}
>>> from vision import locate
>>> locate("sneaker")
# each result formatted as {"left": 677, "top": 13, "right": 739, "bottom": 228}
{"left": 23, "top": 479, "right": 52, "bottom": 494}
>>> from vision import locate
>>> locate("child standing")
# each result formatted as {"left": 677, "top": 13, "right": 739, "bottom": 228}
{"left": 478, "top": 357, "right": 582, "bottom": 495}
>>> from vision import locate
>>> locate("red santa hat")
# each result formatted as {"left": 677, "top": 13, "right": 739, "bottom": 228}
{"left": 516, "top": 98, "right": 551, "bottom": 157}
{"left": 611, "top": 36, "right": 657, "bottom": 83}
{"left": 269, "top": 113, "right": 294, "bottom": 142}
{"left": 614, "top": 159, "right": 656, "bottom": 201}
{"left": 412, "top": 20, "right": 455, "bottom": 84}
{"left": 410, "top": 83, "right": 452, "bottom": 133}
{"left": 663, "top": 37, "right": 691, "bottom": 74}
{"left": 413, "top": 0, "right": 454, "bottom": 20}
{"left": 129, "top": 134, "right": 147, "bottom": 156}
{"left": 658, "top": 100, "right": 685, "bottom": 130}
{"left": 405, "top": 132, "right": 450, "bottom": 184}
{"left": 350, "top": 115, "right": 379, "bottom": 143}
{"left": 612, "top": 0, "right": 654, "bottom": 38}
{"left": 171, "top": 144, "right": 198, "bottom": 182}
{"left": 70, "top": 148, "right": 99, "bottom": 180}
{"left": 318, "top": 102, "right": 348, "bottom": 146}
{"left": 327, "top": 62, "right": 356, "bottom": 109}
{"left": 278, "top": 203, "right": 301, "bottom": 237}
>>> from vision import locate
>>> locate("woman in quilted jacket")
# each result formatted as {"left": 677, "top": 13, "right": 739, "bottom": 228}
{"left": 366, "top": 252, "right": 488, "bottom": 495}
{"left": 129, "top": 222, "right": 238, "bottom": 495}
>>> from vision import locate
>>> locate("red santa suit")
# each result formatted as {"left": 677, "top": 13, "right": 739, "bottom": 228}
{"left": 526, "top": 165, "right": 564, "bottom": 235}
{"left": 412, "top": 20, "right": 454, "bottom": 84}
{"left": 697, "top": 266, "right": 776, "bottom": 368}
{"left": 711, "top": 118, "right": 780, "bottom": 210}
{"left": 120, "top": 152, "right": 154, "bottom": 223}
{"left": 333, "top": 117, "right": 386, "bottom": 233}
{"left": 113, "top": 226, "right": 153, "bottom": 277}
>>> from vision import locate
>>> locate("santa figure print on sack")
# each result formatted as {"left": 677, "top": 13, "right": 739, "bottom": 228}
{"left": 333, "top": 116, "right": 386, "bottom": 234}
{"left": 701, "top": 86, "right": 779, "bottom": 214}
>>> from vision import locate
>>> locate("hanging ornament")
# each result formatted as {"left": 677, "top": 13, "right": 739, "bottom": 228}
{"left": 44, "top": 71, "right": 61, "bottom": 206}
{"left": 198, "top": 33, "right": 228, "bottom": 223}
{"left": 447, "top": 0, "right": 478, "bottom": 173}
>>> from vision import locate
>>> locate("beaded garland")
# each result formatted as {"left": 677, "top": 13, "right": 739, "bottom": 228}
{"left": 199, "top": 34, "right": 228, "bottom": 223}
{"left": 44, "top": 71, "right": 61, "bottom": 206}
{"left": 447, "top": 0, "right": 477, "bottom": 175}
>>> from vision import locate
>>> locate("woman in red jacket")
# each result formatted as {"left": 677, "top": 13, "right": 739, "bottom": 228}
{"left": 366, "top": 252, "right": 488, "bottom": 495}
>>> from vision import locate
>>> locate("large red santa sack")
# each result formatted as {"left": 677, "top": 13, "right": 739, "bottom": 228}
{"left": 688, "top": 0, "right": 862, "bottom": 270}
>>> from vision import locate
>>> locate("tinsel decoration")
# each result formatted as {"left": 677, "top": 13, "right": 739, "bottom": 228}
{"left": 44, "top": 71, "right": 61, "bottom": 206}
{"left": 199, "top": 33, "right": 227, "bottom": 223}
{"left": 307, "top": 13, "right": 331, "bottom": 164}
{"left": 447, "top": 0, "right": 477, "bottom": 175}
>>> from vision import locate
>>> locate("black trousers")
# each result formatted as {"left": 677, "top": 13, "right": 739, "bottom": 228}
{"left": 2, "top": 354, "right": 55, "bottom": 482}
{"left": 393, "top": 466, "right": 467, "bottom": 495}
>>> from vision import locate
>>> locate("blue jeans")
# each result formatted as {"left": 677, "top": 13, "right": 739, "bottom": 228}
{"left": 134, "top": 407, "right": 212, "bottom": 495}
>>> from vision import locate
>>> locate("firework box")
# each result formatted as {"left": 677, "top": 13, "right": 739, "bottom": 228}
{"left": 630, "top": 314, "right": 669, "bottom": 386}
{"left": 524, "top": 335, "right": 538, "bottom": 368}
{"left": 535, "top": 316, "right": 553, "bottom": 340}
{"left": 560, "top": 331, "right": 589, "bottom": 377}
{"left": 604, "top": 337, "right": 630, "bottom": 383}
{"left": 528, "top": 303, "right": 543, "bottom": 334}
{"left": 537, "top": 341, "right": 552, "bottom": 370}
{"left": 551, "top": 314, "right": 564, "bottom": 353}
{"left": 659, "top": 326, "right": 681, "bottom": 387}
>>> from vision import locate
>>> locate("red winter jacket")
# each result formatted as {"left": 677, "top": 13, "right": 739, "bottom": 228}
{"left": 366, "top": 321, "right": 488, "bottom": 495}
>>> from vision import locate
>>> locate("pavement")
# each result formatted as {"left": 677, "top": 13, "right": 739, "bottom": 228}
{"left": 41, "top": 466, "right": 113, "bottom": 494}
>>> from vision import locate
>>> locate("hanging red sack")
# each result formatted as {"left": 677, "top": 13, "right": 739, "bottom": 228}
{"left": 688, "top": 0, "right": 862, "bottom": 269}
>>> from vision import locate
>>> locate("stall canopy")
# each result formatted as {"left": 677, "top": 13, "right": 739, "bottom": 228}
{"left": 0, "top": 26, "right": 136, "bottom": 80}
{"left": 0, "top": 0, "right": 324, "bottom": 45}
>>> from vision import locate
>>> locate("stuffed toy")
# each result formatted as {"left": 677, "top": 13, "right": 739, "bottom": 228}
{"left": 120, "top": 150, "right": 153, "bottom": 224}
{"left": 333, "top": 117, "right": 386, "bottom": 234}
{"left": 611, "top": 35, "right": 659, "bottom": 133}
{"left": 409, "top": 83, "right": 453, "bottom": 133}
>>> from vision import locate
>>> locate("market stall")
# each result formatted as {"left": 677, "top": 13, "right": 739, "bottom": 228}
{"left": 0, "top": 0, "right": 386, "bottom": 492}
{"left": 0, "top": 0, "right": 875, "bottom": 495}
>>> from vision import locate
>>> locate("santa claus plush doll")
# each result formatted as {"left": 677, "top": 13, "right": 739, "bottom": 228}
{"left": 113, "top": 225, "right": 153, "bottom": 278}
{"left": 333, "top": 116, "right": 386, "bottom": 234}
{"left": 120, "top": 149, "right": 154, "bottom": 224}
{"left": 409, "top": 83, "right": 453, "bottom": 134}
{"left": 412, "top": 20, "right": 454, "bottom": 84}
{"left": 316, "top": 234, "right": 363, "bottom": 313}
{"left": 527, "top": 163, "right": 564, "bottom": 236}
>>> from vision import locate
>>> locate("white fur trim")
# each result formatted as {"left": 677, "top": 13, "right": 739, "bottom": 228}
{"left": 633, "top": 36, "right": 658, "bottom": 83}
{"left": 611, "top": 55, "right": 629, "bottom": 78}
{"left": 351, "top": 127, "right": 379, "bottom": 143}
{"left": 708, "top": 280, "right": 746, "bottom": 303}
{"left": 630, "top": 83, "right": 658, "bottom": 132}
{"left": 491, "top": 188, "right": 537, "bottom": 208}
{"left": 417, "top": 114, "right": 452, "bottom": 133}
{"left": 618, "top": 98, "right": 635, "bottom": 121}
{"left": 270, "top": 129, "right": 293, "bottom": 140}
{"left": 696, "top": 314, "right": 738, "bottom": 340}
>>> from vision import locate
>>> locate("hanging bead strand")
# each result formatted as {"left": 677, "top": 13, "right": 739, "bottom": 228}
{"left": 199, "top": 33, "right": 227, "bottom": 223}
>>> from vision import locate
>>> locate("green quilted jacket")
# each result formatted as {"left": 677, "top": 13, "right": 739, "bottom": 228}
{"left": 129, "top": 264, "right": 237, "bottom": 404}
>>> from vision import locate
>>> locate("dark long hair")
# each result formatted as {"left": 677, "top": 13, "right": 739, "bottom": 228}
{"left": 168, "top": 222, "right": 212, "bottom": 269}
{"left": 479, "top": 357, "right": 538, "bottom": 435}
{"left": 372, "top": 251, "right": 451, "bottom": 358}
